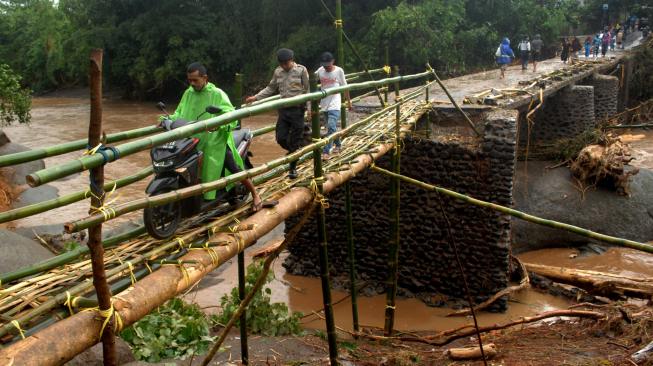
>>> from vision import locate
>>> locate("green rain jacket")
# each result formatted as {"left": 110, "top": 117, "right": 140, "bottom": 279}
{"left": 167, "top": 82, "right": 244, "bottom": 200}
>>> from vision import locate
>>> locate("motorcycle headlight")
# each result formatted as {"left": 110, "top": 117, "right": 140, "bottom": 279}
{"left": 154, "top": 159, "right": 174, "bottom": 168}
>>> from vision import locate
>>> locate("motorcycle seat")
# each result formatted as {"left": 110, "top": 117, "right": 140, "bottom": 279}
{"left": 232, "top": 129, "right": 252, "bottom": 147}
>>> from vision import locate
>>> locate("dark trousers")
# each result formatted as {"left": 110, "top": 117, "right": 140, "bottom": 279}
{"left": 223, "top": 147, "right": 241, "bottom": 174}
{"left": 276, "top": 106, "right": 305, "bottom": 154}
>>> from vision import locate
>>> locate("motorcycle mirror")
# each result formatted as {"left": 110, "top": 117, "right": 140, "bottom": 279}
{"left": 206, "top": 106, "right": 222, "bottom": 114}
{"left": 156, "top": 102, "right": 167, "bottom": 112}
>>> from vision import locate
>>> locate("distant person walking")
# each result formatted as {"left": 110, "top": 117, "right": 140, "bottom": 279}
{"left": 245, "top": 48, "right": 309, "bottom": 179}
{"left": 518, "top": 36, "right": 531, "bottom": 72}
{"left": 593, "top": 34, "right": 601, "bottom": 58}
{"left": 315, "top": 52, "right": 352, "bottom": 160}
{"left": 531, "top": 34, "right": 543, "bottom": 72}
{"left": 601, "top": 31, "right": 611, "bottom": 57}
{"left": 610, "top": 28, "right": 616, "bottom": 51}
{"left": 560, "top": 38, "right": 570, "bottom": 64}
{"left": 616, "top": 29, "right": 624, "bottom": 49}
{"left": 570, "top": 37, "right": 581, "bottom": 64}
{"left": 584, "top": 37, "right": 592, "bottom": 58}
{"left": 495, "top": 37, "right": 514, "bottom": 79}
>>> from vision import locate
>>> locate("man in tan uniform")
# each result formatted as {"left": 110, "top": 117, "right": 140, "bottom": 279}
{"left": 245, "top": 48, "right": 309, "bottom": 179}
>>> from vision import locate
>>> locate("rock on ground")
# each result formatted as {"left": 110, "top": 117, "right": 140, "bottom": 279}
{"left": 0, "top": 229, "right": 54, "bottom": 273}
{"left": 512, "top": 161, "right": 653, "bottom": 252}
{"left": 65, "top": 336, "right": 135, "bottom": 366}
{"left": 0, "top": 141, "right": 45, "bottom": 186}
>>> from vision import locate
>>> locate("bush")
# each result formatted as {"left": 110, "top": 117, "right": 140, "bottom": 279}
{"left": 216, "top": 260, "right": 303, "bottom": 337}
{"left": 120, "top": 298, "right": 215, "bottom": 362}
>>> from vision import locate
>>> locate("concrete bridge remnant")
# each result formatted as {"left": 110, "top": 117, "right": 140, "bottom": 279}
{"left": 285, "top": 108, "right": 518, "bottom": 310}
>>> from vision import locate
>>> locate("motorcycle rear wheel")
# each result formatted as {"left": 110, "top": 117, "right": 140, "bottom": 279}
{"left": 144, "top": 190, "right": 182, "bottom": 240}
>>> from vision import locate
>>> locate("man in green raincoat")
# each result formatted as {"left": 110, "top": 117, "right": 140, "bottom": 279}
{"left": 163, "top": 62, "right": 262, "bottom": 211}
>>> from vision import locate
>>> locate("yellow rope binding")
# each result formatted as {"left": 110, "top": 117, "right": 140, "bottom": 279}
{"left": 126, "top": 261, "right": 137, "bottom": 286}
{"left": 383, "top": 65, "right": 391, "bottom": 75}
{"left": 176, "top": 237, "right": 186, "bottom": 251}
{"left": 65, "top": 291, "right": 75, "bottom": 316}
{"left": 309, "top": 179, "right": 330, "bottom": 208}
{"left": 97, "top": 302, "right": 123, "bottom": 337}
{"left": 11, "top": 320, "right": 25, "bottom": 339}
{"left": 83, "top": 143, "right": 103, "bottom": 156}
{"left": 334, "top": 19, "right": 343, "bottom": 28}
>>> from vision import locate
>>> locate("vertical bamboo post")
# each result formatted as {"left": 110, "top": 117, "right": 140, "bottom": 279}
{"left": 310, "top": 74, "right": 339, "bottom": 365}
{"left": 87, "top": 48, "right": 117, "bottom": 366}
{"left": 384, "top": 65, "right": 402, "bottom": 337}
{"left": 336, "top": 0, "right": 360, "bottom": 337}
{"left": 237, "top": 246, "right": 248, "bottom": 364}
{"left": 425, "top": 77, "right": 431, "bottom": 139}
{"left": 234, "top": 72, "right": 249, "bottom": 364}
{"left": 235, "top": 73, "right": 243, "bottom": 130}
{"left": 384, "top": 45, "right": 390, "bottom": 104}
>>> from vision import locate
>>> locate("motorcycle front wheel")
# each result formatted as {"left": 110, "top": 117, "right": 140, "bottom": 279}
{"left": 144, "top": 190, "right": 182, "bottom": 240}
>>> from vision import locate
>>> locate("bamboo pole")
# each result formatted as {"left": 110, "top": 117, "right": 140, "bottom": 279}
{"left": 27, "top": 71, "right": 430, "bottom": 188}
{"left": 237, "top": 241, "right": 248, "bottom": 364}
{"left": 233, "top": 71, "right": 249, "bottom": 364}
{"left": 370, "top": 166, "right": 653, "bottom": 254}
{"left": 201, "top": 203, "right": 317, "bottom": 366}
{"left": 384, "top": 66, "right": 402, "bottom": 336}
{"left": 317, "top": 0, "right": 385, "bottom": 107}
{"left": 234, "top": 73, "right": 243, "bottom": 130}
{"left": 86, "top": 49, "right": 117, "bottom": 366}
{"left": 64, "top": 89, "right": 428, "bottom": 233}
{"left": 0, "top": 167, "right": 152, "bottom": 224}
{"left": 311, "top": 73, "right": 339, "bottom": 365}
{"left": 338, "top": 1, "right": 359, "bottom": 336}
{"left": 0, "top": 226, "right": 145, "bottom": 284}
{"left": 425, "top": 63, "right": 480, "bottom": 136}
{"left": 384, "top": 45, "right": 390, "bottom": 104}
{"left": 0, "top": 126, "right": 161, "bottom": 168}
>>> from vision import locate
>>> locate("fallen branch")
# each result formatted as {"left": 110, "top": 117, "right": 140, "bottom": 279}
{"left": 353, "top": 309, "right": 605, "bottom": 347}
{"left": 447, "top": 257, "right": 529, "bottom": 317}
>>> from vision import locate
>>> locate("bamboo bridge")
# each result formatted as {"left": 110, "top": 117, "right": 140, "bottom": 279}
{"left": 0, "top": 41, "right": 650, "bottom": 365}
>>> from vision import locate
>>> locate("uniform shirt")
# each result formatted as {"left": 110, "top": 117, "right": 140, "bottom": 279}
{"left": 316, "top": 65, "right": 347, "bottom": 111}
{"left": 519, "top": 41, "right": 531, "bottom": 52}
{"left": 255, "top": 63, "right": 309, "bottom": 100}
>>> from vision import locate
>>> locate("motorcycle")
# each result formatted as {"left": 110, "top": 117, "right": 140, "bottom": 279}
{"left": 143, "top": 102, "right": 254, "bottom": 239}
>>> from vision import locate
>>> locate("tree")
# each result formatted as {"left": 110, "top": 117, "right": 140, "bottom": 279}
{"left": 0, "top": 64, "right": 32, "bottom": 125}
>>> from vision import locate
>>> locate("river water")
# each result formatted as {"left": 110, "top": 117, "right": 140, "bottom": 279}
{"left": 3, "top": 95, "right": 653, "bottom": 332}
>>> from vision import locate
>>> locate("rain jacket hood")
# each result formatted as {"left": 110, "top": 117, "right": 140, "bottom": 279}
{"left": 496, "top": 38, "right": 515, "bottom": 65}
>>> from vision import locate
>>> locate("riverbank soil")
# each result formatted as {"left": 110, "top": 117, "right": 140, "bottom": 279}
{"left": 177, "top": 306, "right": 651, "bottom": 365}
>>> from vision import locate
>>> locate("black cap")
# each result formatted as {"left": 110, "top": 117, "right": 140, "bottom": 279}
{"left": 320, "top": 52, "right": 334, "bottom": 67}
{"left": 277, "top": 48, "right": 294, "bottom": 63}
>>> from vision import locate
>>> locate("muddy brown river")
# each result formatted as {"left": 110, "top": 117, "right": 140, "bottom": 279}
{"left": 4, "top": 95, "right": 653, "bottom": 332}
{"left": 2, "top": 96, "right": 283, "bottom": 230}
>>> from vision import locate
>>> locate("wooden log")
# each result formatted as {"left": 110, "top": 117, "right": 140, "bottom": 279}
{"left": 447, "top": 343, "right": 497, "bottom": 360}
{"left": 523, "top": 262, "right": 653, "bottom": 298}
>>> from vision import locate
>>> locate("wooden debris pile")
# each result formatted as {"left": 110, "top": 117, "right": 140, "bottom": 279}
{"left": 570, "top": 133, "right": 639, "bottom": 195}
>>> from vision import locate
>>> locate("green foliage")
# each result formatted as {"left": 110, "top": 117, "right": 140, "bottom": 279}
{"left": 0, "top": 64, "right": 31, "bottom": 125}
{"left": 0, "top": 0, "right": 614, "bottom": 96}
{"left": 62, "top": 241, "right": 80, "bottom": 252}
{"left": 216, "top": 260, "right": 303, "bottom": 337}
{"left": 120, "top": 298, "right": 215, "bottom": 362}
